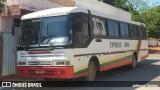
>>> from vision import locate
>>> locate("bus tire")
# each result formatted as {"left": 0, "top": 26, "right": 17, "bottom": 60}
{"left": 84, "top": 60, "right": 96, "bottom": 81}
{"left": 130, "top": 54, "right": 137, "bottom": 69}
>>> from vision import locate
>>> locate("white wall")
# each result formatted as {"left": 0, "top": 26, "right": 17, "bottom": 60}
{"left": 0, "top": 16, "right": 14, "bottom": 33}
{"left": 2, "top": 32, "right": 16, "bottom": 76}
{"left": 1, "top": 0, "right": 68, "bottom": 33}
{"left": 0, "top": 16, "right": 21, "bottom": 33}
{"left": 6, "top": 0, "right": 66, "bottom": 11}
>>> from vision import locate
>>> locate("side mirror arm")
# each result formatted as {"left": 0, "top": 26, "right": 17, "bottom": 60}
{"left": 12, "top": 25, "right": 15, "bottom": 36}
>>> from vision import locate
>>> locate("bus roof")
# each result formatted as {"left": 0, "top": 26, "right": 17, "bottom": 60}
{"left": 21, "top": 7, "right": 88, "bottom": 20}
{"left": 21, "top": 7, "right": 145, "bottom": 27}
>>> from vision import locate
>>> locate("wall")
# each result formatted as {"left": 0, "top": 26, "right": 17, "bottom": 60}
{"left": 74, "top": 0, "right": 131, "bottom": 22}
{"left": 2, "top": 32, "right": 16, "bottom": 76}
{"left": 0, "top": 32, "right": 3, "bottom": 76}
{"left": 0, "top": 16, "right": 14, "bottom": 32}
{"left": 5, "top": 0, "right": 66, "bottom": 11}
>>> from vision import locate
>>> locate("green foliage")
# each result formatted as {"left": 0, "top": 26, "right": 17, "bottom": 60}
{"left": 126, "top": 0, "right": 150, "bottom": 21}
{"left": 0, "top": 0, "right": 5, "bottom": 13}
{"left": 140, "top": 6, "right": 160, "bottom": 39}
{"left": 103, "top": 0, "right": 128, "bottom": 11}
{"left": 103, "top": 0, "right": 160, "bottom": 39}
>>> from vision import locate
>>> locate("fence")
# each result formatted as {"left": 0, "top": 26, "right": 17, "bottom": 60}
{"left": 2, "top": 32, "right": 16, "bottom": 76}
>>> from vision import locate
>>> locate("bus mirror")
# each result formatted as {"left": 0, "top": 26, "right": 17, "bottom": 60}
{"left": 12, "top": 18, "right": 21, "bottom": 36}
{"left": 13, "top": 18, "right": 21, "bottom": 27}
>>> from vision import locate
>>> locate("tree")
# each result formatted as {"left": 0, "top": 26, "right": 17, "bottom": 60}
{"left": 126, "top": 0, "right": 150, "bottom": 21}
{"left": 140, "top": 6, "right": 160, "bottom": 39}
{"left": 103, "top": 0, "right": 129, "bottom": 11}
{"left": 0, "top": 0, "right": 5, "bottom": 13}
{"left": 103, "top": 0, "right": 150, "bottom": 21}
{"left": 103, "top": 0, "right": 160, "bottom": 39}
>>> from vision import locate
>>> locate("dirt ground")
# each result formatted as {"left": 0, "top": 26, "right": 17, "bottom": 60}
{"left": 149, "top": 47, "right": 160, "bottom": 54}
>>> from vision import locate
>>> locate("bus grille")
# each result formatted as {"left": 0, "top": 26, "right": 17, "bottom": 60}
{"left": 28, "top": 61, "right": 52, "bottom": 66}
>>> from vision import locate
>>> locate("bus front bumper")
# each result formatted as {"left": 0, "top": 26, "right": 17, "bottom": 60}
{"left": 17, "top": 66, "right": 74, "bottom": 79}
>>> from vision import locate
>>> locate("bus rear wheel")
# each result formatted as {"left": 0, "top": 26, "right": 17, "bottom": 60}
{"left": 84, "top": 60, "right": 96, "bottom": 81}
{"left": 130, "top": 54, "right": 137, "bottom": 69}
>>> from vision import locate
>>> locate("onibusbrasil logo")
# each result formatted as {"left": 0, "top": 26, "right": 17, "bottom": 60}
{"left": 1, "top": 82, "right": 42, "bottom": 88}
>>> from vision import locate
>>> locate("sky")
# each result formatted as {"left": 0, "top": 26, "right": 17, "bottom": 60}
{"left": 146, "top": 0, "right": 160, "bottom": 7}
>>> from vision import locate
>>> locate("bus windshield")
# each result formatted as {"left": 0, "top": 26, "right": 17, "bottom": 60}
{"left": 20, "top": 19, "right": 41, "bottom": 46}
{"left": 19, "top": 16, "right": 72, "bottom": 47}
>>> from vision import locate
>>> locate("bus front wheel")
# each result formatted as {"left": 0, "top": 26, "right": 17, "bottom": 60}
{"left": 84, "top": 60, "right": 96, "bottom": 81}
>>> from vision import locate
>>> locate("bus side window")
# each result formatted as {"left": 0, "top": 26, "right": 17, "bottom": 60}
{"left": 114, "top": 22, "right": 120, "bottom": 37}
{"left": 99, "top": 19, "right": 106, "bottom": 36}
{"left": 120, "top": 23, "right": 125, "bottom": 37}
{"left": 83, "top": 23, "right": 89, "bottom": 36}
{"left": 130, "top": 25, "right": 134, "bottom": 38}
{"left": 76, "top": 22, "right": 82, "bottom": 32}
{"left": 92, "top": 18, "right": 101, "bottom": 35}
{"left": 137, "top": 27, "right": 143, "bottom": 39}
{"left": 135, "top": 26, "right": 138, "bottom": 39}
{"left": 108, "top": 20, "right": 114, "bottom": 37}
{"left": 124, "top": 24, "right": 129, "bottom": 38}
{"left": 120, "top": 23, "right": 129, "bottom": 38}
{"left": 131, "top": 25, "right": 138, "bottom": 39}
{"left": 142, "top": 27, "right": 147, "bottom": 40}
{"left": 75, "top": 22, "right": 90, "bottom": 46}
{"left": 92, "top": 17, "right": 106, "bottom": 36}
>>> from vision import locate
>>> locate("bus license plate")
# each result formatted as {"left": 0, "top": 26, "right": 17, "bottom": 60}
{"left": 36, "top": 71, "right": 45, "bottom": 74}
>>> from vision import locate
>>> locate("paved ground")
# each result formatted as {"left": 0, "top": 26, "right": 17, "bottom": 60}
{"left": 1, "top": 54, "right": 160, "bottom": 90}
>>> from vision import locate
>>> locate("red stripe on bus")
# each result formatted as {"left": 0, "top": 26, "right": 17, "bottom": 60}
{"left": 100, "top": 59, "right": 132, "bottom": 72}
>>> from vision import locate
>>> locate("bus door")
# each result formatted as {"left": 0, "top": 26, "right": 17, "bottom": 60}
{"left": 71, "top": 13, "right": 92, "bottom": 71}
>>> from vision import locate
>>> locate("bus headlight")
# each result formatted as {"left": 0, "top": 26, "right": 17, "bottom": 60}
{"left": 53, "top": 61, "right": 70, "bottom": 66}
{"left": 18, "top": 62, "right": 26, "bottom": 66}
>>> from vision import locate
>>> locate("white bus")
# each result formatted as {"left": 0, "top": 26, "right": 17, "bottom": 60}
{"left": 17, "top": 7, "right": 148, "bottom": 81}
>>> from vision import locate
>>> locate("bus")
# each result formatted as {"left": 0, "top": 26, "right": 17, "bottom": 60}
{"left": 17, "top": 7, "right": 148, "bottom": 81}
